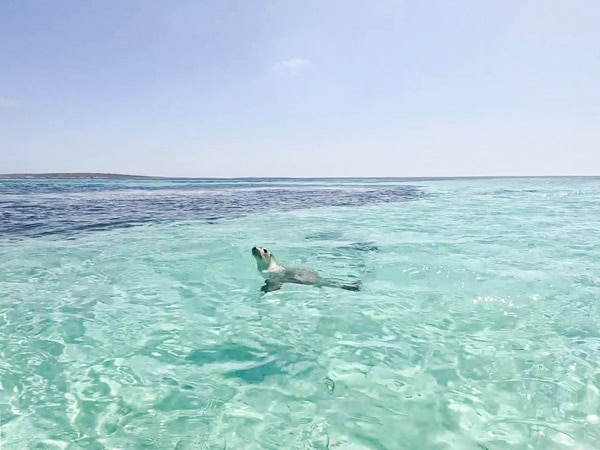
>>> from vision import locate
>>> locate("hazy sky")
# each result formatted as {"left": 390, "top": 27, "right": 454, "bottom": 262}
{"left": 1, "top": 1, "right": 599, "bottom": 177}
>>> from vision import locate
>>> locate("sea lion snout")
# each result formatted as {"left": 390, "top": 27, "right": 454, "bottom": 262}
{"left": 252, "top": 246, "right": 271, "bottom": 261}
{"left": 252, "top": 246, "right": 270, "bottom": 256}
{"left": 252, "top": 246, "right": 273, "bottom": 272}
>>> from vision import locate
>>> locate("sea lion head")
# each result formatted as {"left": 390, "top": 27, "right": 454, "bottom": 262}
{"left": 252, "top": 246, "right": 274, "bottom": 271}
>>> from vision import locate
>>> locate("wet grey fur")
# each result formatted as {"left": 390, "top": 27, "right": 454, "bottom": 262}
{"left": 251, "top": 246, "right": 361, "bottom": 293}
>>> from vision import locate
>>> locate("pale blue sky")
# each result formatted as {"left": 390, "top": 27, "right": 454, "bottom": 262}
{"left": 1, "top": 1, "right": 599, "bottom": 177}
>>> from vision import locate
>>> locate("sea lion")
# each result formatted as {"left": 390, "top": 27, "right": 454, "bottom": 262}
{"left": 251, "top": 246, "right": 361, "bottom": 293}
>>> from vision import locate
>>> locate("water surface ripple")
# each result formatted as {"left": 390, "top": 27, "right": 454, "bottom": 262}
{"left": 1, "top": 177, "right": 600, "bottom": 449}
{"left": 0, "top": 178, "right": 423, "bottom": 239}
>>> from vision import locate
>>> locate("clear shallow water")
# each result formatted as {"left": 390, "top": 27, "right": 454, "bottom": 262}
{"left": 1, "top": 177, "right": 599, "bottom": 449}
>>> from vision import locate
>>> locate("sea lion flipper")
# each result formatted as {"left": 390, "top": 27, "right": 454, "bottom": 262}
{"left": 261, "top": 278, "right": 283, "bottom": 293}
{"left": 341, "top": 282, "right": 360, "bottom": 291}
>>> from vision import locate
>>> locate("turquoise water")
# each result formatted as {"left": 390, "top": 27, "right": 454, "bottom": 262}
{"left": 1, "top": 177, "right": 600, "bottom": 449}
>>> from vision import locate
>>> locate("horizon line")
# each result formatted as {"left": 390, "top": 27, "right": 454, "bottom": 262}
{"left": 1, "top": 172, "right": 599, "bottom": 181}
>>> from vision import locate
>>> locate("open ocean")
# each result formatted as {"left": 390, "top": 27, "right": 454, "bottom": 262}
{"left": 1, "top": 177, "right": 599, "bottom": 449}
